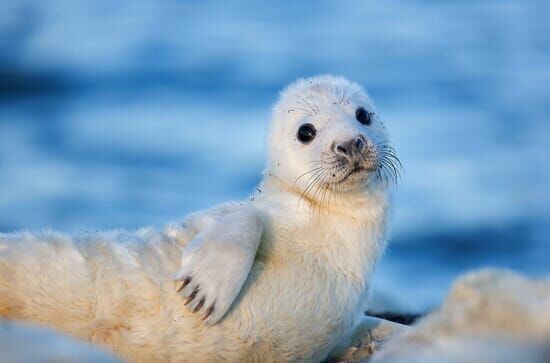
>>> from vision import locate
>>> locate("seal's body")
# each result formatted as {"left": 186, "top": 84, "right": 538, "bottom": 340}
{"left": 0, "top": 75, "right": 402, "bottom": 362}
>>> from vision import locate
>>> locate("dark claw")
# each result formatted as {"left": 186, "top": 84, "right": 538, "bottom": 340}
{"left": 193, "top": 297, "right": 205, "bottom": 313}
{"left": 185, "top": 285, "right": 200, "bottom": 305}
{"left": 177, "top": 276, "right": 192, "bottom": 293}
{"left": 203, "top": 304, "right": 215, "bottom": 321}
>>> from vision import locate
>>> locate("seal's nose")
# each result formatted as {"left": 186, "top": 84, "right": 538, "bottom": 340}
{"left": 334, "top": 136, "right": 366, "bottom": 158}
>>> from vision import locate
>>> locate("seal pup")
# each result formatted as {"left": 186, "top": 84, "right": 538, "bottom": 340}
{"left": 0, "top": 75, "right": 403, "bottom": 362}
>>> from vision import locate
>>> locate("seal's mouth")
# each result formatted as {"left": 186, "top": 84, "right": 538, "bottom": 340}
{"left": 340, "top": 165, "right": 369, "bottom": 183}
{"left": 294, "top": 143, "right": 401, "bottom": 197}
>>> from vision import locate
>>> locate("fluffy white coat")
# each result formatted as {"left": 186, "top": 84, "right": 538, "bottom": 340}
{"left": 0, "top": 75, "right": 401, "bottom": 362}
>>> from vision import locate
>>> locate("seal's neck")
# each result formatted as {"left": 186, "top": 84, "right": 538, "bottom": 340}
{"left": 258, "top": 172, "right": 389, "bottom": 219}
{"left": 258, "top": 171, "right": 390, "bottom": 288}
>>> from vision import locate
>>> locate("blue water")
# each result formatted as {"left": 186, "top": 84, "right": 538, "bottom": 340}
{"left": 0, "top": 0, "right": 548, "bottom": 311}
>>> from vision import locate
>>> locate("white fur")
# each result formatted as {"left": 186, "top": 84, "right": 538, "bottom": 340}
{"left": 174, "top": 203, "right": 264, "bottom": 325}
{"left": 0, "top": 75, "right": 399, "bottom": 362}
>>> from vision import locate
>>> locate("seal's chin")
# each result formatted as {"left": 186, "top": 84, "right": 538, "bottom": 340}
{"left": 340, "top": 166, "right": 370, "bottom": 183}
{"left": 330, "top": 167, "right": 377, "bottom": 192}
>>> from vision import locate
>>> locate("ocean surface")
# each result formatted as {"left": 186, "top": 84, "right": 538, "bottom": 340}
{"left": 0, "top": 0, "right": 548, "bottom": 312}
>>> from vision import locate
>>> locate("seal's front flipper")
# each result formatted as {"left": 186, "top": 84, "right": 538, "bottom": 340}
{"left": 174, "top": 204, "right": 264, "bottom": 325}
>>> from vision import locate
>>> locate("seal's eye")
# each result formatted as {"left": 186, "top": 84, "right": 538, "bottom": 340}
{"left": 355, "top": 107, "right": 372, "bottom": 126}
{"left": 297, "top": 123, "right": 316, "bottom": 144}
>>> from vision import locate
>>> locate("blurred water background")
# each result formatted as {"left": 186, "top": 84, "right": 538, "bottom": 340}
{"left": 0, "top": 0, "right": 548, "bottom": 312}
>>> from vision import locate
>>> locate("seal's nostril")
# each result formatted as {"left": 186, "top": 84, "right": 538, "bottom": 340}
{"left": 336, "top": 145, "right": 348, "bottom": 155}
{"left": 354, "top": 138, "right": 364, "bottom": 151}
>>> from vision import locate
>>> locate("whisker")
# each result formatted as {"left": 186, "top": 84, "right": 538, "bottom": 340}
{"left": 306, "top": 175, "right": 325, "bottom": 219}
{"left": 314, "top": 175, "right": 330, "bottom": 220}
{"left": 345, "top": 89, "right": 361, "bottom": 104}
{"left": 340, "top": 84, "right": 350, "bottom": 105}
{"left": 296, "top": 95, "right": 319, "bottom": 114}
{"left": 287, "top": 108, "right": 313, "bottom": 115}
{"left": 293, "top": 167, "right": 323, "bottom": 187}
{"left": 380, "top": 156, "right": 400, "bottom": 180}
{"left": 299, "top": 170, "right": 324, "bottom": 198}
{"left": 298, "top": 171, "right": 325, "bottom": 209}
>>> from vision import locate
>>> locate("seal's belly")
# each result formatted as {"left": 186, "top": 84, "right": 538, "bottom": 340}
{"left": 227, "top": 239, "right": 362, "bottom": 361}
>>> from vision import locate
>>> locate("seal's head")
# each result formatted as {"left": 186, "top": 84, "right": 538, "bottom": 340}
{"left": 267, "top": 75, "right": 400, "bottom": 201}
